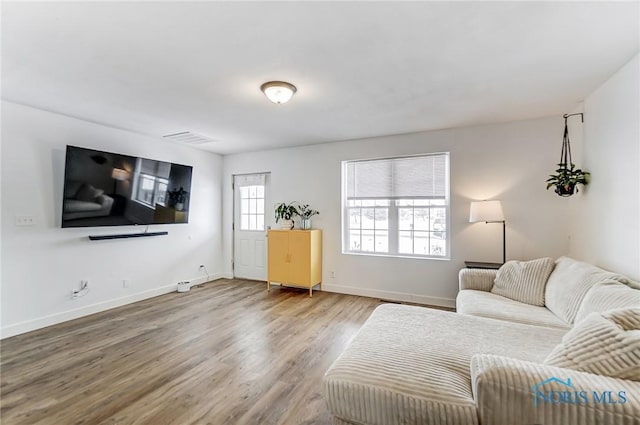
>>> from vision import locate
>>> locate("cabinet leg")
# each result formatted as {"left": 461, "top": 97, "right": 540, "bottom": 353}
{"left": 309, "top": 286, "right": 313, "bottom": 298}
{"left": 267, "top": 281, "right": 270, "bottom": 292}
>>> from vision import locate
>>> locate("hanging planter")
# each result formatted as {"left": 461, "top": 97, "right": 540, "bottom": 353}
{"left": 546, "top": 163, "right": 588, "bottom": 197}
{"left": 546, "top": 113, "right": 590, "bottom": 197}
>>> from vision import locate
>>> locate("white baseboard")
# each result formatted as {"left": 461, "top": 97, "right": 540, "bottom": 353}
{"left": 191, "top": 273, "right": 226, "bottom": 285}
{"left": 1, "top": 273, "right": 226, "bottom": 339}
{"left": 321, "top": 283, "right": 456, "bottom": 309}
{"left": 2, "top": 277, "right": 452, "bottom": 339}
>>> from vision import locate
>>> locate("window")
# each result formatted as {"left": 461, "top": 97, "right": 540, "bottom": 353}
{"left": 132, "top": 158, "right": 171, "bottom": 209}
{"left": 343, "top": 153, "right": 450, "bottom": 259}
{"left": 240, "top": 185, "right": 265, "bottom": 231}
{"left": 235, "top": 173, "right": 267, "bottom": 231}
{"left": 135, "top": 174, "right": 169, "bottom": 207}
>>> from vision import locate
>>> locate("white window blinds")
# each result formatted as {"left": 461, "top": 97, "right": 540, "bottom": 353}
{"left": 234, "top": 173, "right": 267, "bottom": 187}
{"left": 345, "top": 154, "right": 448, "bottom": 200}
{"left": 138, "top": 158, "right": 171, "bottom": 178}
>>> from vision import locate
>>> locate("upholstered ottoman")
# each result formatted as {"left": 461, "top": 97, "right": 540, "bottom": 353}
{"left": 322, "top": 304, "right": 565, "bottom": 425}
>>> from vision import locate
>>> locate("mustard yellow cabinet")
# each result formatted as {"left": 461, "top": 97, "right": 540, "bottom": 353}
{"left": 267, "top": 229, "right": 322, "bottom": 297}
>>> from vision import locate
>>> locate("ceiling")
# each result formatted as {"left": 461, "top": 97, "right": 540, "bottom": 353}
{"left": 2, "top": 2, "right": 638, "bottom": 155}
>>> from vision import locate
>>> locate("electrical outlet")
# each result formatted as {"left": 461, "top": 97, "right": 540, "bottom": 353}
{"left": 15, "top": 215, "right": 36, "bottom": 226}
{"left": 330, "top": 271, "right": 336, "bottom": 278}
{"left": 123, "top": 279, "right": 131, "bottom": 288}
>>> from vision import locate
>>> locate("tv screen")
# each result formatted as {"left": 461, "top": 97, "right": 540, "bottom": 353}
{"left": 62, "top": 146, "right": 193, "bottom": 228}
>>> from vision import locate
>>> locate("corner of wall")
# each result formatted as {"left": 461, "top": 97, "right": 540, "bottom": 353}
{"left": 567, "top": 54, "right": 640, "bottom": 280}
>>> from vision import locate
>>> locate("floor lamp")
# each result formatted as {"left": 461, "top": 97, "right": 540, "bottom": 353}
{"left": 469, "top": 200, "right": 506, "bottom": 264}
{"left": 111, "top": 168, "right": 128, "bottom": 195}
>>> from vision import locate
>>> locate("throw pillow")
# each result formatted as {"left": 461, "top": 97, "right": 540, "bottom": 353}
{"left": 575, "top": 280, "right": 640, "bottom": 324}
{"left": 75, "top": 184, "right": 104, "bottom": 202}
{"left": 491, "top": 257, "right": 555, "bottom": 306}
{"left": 544, "top": 307, "right": 640, "bottom": 381}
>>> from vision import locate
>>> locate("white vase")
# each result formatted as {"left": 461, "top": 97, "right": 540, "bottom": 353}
{"left": 301, "top": 218, "right": 311, "bottom": 229}
{"left": 280, "top": 219, "right": 294, "bottom": 229}
{"left": 175, "top": 202, "right": 184, "bottom": 211}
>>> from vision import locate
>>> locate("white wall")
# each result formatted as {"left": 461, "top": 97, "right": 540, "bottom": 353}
{"left": 1, "top": 101, "right": 223, "bottom": 337}
{"left": 223, "top": 116, "right": 572, "bottom": 306}
{"left": 569, "top": 54, "right": 640, "bottom": 280}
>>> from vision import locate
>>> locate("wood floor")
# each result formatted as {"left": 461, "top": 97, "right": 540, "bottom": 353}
{"left": 1, "top": 279, "right": 382, "bottom": 425}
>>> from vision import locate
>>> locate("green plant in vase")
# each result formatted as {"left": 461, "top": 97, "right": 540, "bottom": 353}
{"left": 296, "top": 204, "right": 319, "bottom": 230}
{"left": 167, "top": 187, "right": 188, "bottom": 211}
{"left": 274, "top": 202, "right": 298, "bottom": 229}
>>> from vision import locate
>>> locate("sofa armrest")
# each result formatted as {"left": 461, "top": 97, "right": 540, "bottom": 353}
{"left": 458, "top": 268, "right": 497, "bottom": 291}
{"left": 96, "top": 194, "right": 114, "bottom": 209}
{"left": 471, "top": 354, "right": 640, "bottom": 425}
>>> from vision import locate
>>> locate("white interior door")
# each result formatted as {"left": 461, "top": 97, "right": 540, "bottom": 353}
{"left": 233, "top": 173, "right": 270, "bottom": 280}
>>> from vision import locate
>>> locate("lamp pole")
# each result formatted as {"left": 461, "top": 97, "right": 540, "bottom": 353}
{"left": 502, "top": 220, "right": 506, "bottom": 264}
{"left": 486, "top": 220, "right": 506, "bottom": 264}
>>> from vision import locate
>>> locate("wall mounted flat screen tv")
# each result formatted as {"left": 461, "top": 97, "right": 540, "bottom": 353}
{"left": 62, "top": 146, "right": 193, "bottom": 228}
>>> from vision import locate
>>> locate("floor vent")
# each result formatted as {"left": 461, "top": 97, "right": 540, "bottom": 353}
{"left": 163, "top": 131, "right": 218, "bottom": 145}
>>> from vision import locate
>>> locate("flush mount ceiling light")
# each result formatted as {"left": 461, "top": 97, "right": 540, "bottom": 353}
{"left": 260, "top": 81, "right": 297, "bottom": 104}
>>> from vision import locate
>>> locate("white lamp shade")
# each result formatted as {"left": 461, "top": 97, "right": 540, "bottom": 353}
{"left": 261, "top": 81, "right": 297, "bottom": 104}
{"left": 111, "top": 168, "right": 128, "bottom": 181}
{"left": 469, "top": 200, "right": 505, "bottom": 223}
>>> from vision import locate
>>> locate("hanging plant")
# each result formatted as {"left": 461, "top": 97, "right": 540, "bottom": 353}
{"left": 546, "top": 163, "right": 590, "bottom": 196}
{"left": 546, "top": 113, "right": 590, "bottom": 197}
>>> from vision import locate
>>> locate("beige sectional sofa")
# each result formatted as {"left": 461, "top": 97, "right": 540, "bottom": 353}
{"left": 63, "top": 180, "right": 114, "bottom": 220}
{"left": 322, "top": 257, "right": 640, "bottom": 425}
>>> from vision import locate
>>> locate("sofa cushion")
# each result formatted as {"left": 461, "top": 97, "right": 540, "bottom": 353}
{"left": 491, "top": 257, "right": 555, "bottom": 306}
{"left": 63, "top": 200, "right": 103, "bottom": 213}
{"left": 75, "top": 183, "right": 104, "bottom": 202}
{"left": 457, "top": 290, "right": 570, "bottom": 330}
{"left": 544, "top": 308, "right": 640, "bottom": 381}
{"left": 544, "top": 257, "right": 627, "bottom": 324}
{"left": 323, "top": 304, "right": 565, "bottom": 425}
{"left": 64, "top": 180, "right": 84, "bottom": 199}
{"left": 575, "top": 280, "right": 640, "bottom": 324}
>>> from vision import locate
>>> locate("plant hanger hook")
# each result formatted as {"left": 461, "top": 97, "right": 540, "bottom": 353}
{"left": 559, "top": 113, "right": 584, "bottom": 167}
{"left": 563, "top": 112, "right": 584, "bottom": 122}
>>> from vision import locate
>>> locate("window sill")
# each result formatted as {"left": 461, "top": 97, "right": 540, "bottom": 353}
{"left": 341, "top": 251, "right": 450, "bottom": 261}
{"left": 132, "top": 199, "right": 157, "bottom": 210}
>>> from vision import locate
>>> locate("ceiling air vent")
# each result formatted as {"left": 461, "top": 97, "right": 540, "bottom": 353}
{"left": 163, "top": 131, "right": 218, "bottom": 145}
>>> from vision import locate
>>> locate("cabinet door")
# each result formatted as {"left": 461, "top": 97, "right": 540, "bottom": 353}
{"left": 288, "top": 231, "right": 311, "bottom": 285}
{"left": 268, "top": 231, "right": 289, "bottom": 283}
